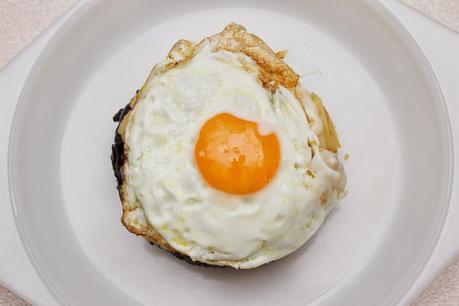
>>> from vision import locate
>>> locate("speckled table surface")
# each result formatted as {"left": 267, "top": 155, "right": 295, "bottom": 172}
{"left": 0, "top": 1, "right": 458, "bottom": 305}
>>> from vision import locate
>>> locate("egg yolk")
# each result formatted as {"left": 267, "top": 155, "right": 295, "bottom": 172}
{"left": 195, "top": 113, "right": 280, "bottom": 195}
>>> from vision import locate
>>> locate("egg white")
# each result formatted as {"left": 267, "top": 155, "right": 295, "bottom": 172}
{"left": 124, "top": 43, "right": 344, "bottom": 268}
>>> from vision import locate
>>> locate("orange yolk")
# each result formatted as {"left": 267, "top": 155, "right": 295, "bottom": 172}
{"left": 195, "top": 113, "right": 280, "bottom": 195}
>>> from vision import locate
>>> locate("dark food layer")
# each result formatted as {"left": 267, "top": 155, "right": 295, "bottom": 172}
{"left": 111, "top": 103, "right": 132, "bottom": 191}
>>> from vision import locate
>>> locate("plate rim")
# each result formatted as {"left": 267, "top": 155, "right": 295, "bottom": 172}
{"left": 365, "top": 1, "right": 454, "bottom": 304}
{"left": 8, "top": 2, "right": 99, "bottom": 304}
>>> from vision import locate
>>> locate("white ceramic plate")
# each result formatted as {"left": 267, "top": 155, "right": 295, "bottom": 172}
{"left": 8, "top": 0, "right": 453, "bottom": 305}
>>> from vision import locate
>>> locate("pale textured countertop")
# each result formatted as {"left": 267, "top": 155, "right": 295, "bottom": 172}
{"left": 1, "top": 0, "right": 458, "bottom": 305}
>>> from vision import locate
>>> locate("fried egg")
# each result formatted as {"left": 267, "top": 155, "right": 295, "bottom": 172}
{"left": 119, "top": 24, "right": 346, "bottom": 269}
